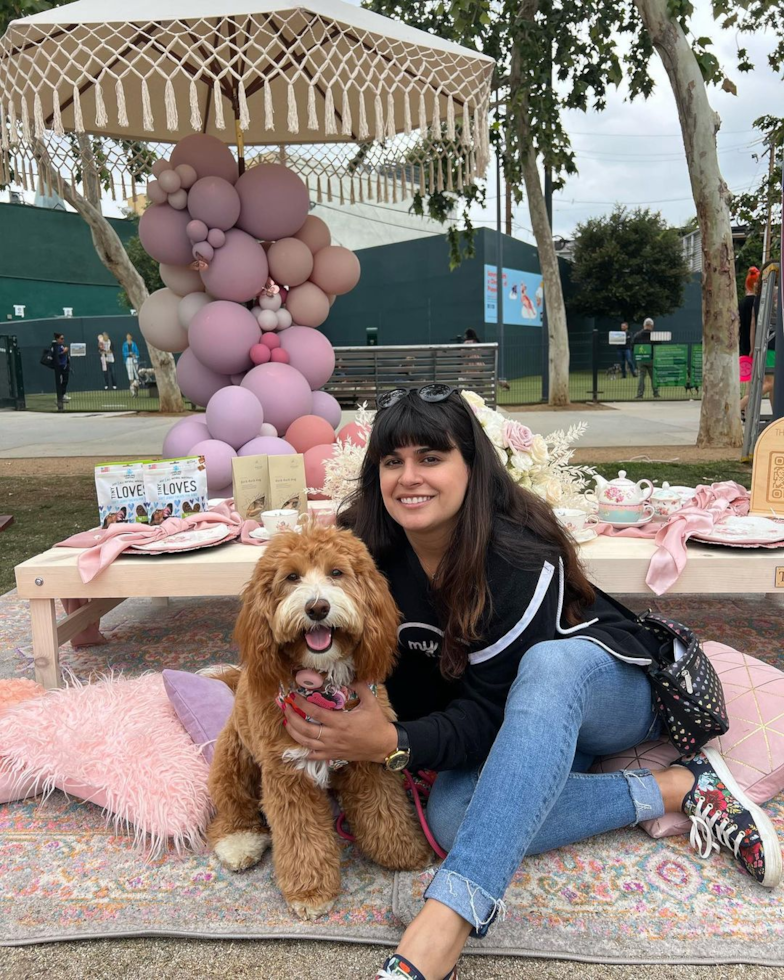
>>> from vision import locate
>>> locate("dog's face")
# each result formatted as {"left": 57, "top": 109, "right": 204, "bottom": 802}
{"left": 236, "top": 524, "right": 400, "bottom": 693}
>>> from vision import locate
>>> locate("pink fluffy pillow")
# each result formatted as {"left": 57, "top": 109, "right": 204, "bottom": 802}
{"left": 592, "top": 643, "right": 784, "bottom": 837}
{"left": 0, "top": 673, "right": 212, "bottom": 854}
{"left": 0, "top": 679, "right": 47, "bottom": 805}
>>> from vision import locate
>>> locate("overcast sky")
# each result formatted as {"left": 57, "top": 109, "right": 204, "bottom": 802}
{"left": 468, "top": 2, "right": 781, "bottom": 243}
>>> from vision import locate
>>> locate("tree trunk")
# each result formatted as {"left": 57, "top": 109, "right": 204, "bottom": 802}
{"left": 33, "top": 139, "right": 184, "bottom": 413}
{"left": 635, "top": 0, "right": 741, "bottom": 448}
{"left": 510, "top": 25, "right": 571, "bottom": 406}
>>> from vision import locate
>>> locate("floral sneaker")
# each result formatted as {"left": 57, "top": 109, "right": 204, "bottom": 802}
{"left": 376, "top": 953, "right": 456, "bottom": 979}
{"left": 678, "top": 746, "right": 782, "bottom": 888}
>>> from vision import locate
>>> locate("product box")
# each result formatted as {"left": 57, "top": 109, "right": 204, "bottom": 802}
{"left": 95, "top": 460, "right": 147, "bottom": 528}
{"left": 268, "top": 453, "right": 308, "bottom": 513}
{"left": 231, "top": 453, "right": 307, "bottom": 520}
{"left": 142, "top": 456, "right": 208, "bottom": 523}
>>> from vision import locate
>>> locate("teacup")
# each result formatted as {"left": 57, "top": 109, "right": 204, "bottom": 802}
{"left": 553, "top": 507, "right": 599, "bottom": 535}
{"left": 597, "top": 501, "right": 654, "bottom": 524}
{"left": 261, "top": 508, "right": 299, "bottom": 535}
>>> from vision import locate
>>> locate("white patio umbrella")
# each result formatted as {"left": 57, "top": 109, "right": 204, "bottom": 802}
{"left": 0, "top": 0, "right": 493, "bottom": 199}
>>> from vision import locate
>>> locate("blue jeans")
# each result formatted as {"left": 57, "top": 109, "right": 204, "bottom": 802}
{"left": 424, "top": 638, "right": 664, "bottom": 937}
{"left": 619, "top": 348, "right": 637, "bottom": 378}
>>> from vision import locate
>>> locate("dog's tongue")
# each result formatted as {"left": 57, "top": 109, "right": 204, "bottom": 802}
{"left": 305, "top": 626, "right": 333, "bottom": 652}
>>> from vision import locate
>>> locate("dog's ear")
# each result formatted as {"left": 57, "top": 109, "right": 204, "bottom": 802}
{"left": 234, "top": 561, "right": 289, "bottom": 697}
{"left": 352, "top": 556, "right": 401, "bottom": 683}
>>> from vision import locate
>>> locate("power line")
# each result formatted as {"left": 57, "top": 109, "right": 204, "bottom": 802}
{"left": 567, "top": 127, "right": 756, "bottom": 138}
{"left": 312, "top": 201, "right": 445, "bottom": 236}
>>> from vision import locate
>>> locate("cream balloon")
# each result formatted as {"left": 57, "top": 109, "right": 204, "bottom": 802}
{"left": 159, "top": 263, "right": 205, "bottom": 296}
{"left": 178, "top": 291, "right": 214, "bottom": 329}
{"left": 138, "top": 288, "right": 190, "bottom": 353}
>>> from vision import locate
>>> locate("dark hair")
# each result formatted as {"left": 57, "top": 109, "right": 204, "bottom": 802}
{"left": 339, "top": 392, "right": 595, "bottom": 679}
{"left": 464, "top": 328, "right": 480, "bottom": 342}
{"left": 53, "top": 332, "right": 63, "bottom": 340}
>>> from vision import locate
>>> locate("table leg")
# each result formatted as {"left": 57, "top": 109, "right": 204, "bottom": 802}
{"left": 29, "top": 598, "right": 62, "bottom": 690}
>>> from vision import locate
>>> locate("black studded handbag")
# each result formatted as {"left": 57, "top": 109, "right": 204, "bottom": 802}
{"left": 637, "top": 611, "right": 729, "bottom": 755}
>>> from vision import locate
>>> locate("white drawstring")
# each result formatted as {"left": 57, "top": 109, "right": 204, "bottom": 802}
{"left": 688, "top": 799, "right": 742, "bottom": 860}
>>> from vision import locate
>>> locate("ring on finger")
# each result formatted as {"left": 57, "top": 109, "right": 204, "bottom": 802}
{"left": 316, "top": 724, "right": 323, "bottom": 741}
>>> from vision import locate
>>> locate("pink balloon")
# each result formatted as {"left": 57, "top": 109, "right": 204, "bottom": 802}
{"left": 168, "top": 189, "right": 189, "bottom": 211}
{"left": 187, "top": 176, "right": 241, "bottom": 231}
{"left": 304, "top": 443, "right": 338, "bottom": 499}
{"left": 268, "top": 237, "right": 314, "bottom": 288}
{"left": 207, "top": 228, "right": 226, "bottom": 248}
{"left": 193, "top": 242, "right": 214, "bottom": 263}
{"left": 189, "top": 300, "right": 260, "bottom": 375}
{"left": 161, "top": 417, "right": 209, "bottom": 459}
{"left": 152, "top": 159, "right": 171, "bottom": 178}
{"left": 187, "top": 219, "right": 209, "bottom": 242}
{"left": 241, "top": 362, "right": 313, "bottom": 434}
{"left": 285, "top": 415, "right": 336, "bottom": 454}
{"left": 200, "top": 229, "right": 269, "bottom": 303}
{"left": 294, "top": 214, "right": 331, "bottom": 254}
{"left": 310, "top": 246, "right": 361, "bottom": 295}
{"left": 235, "top": 164, "right": 310, "bottom": 241}
{"left": 310, "top": 390, "right": 342, "bottom": 429}
{"left": 270, "top": 348, "right": 290, "bottom": 364}
{"left": 170, "top": 134, "right": 239, "bottom": 185}
{"left": 175, "top": 163, "right": 198, "bottom": 189}
{"left": 176, "top": 349, "right": 231, "bottom": 407}
{"left": 260, "top": 422, "right": 278, "bottom": 437}
{"left": 147, "top": 180, "right": 167, "bottom": 205}
{"left": 158, "top": 169, "right": 182, "bottom": 194}
{"left": 189, "top": 438, "right": 237, "bottom": 492}
{"left": 338, "top": 421, "right": 370, "bottom": 447}
{"left": 206, "top": 386, "right": 264, "bottom": 449}
{"left": 138, "top": 288, "right": 189, "bottom": 352}
{"left": 160, "top": 263, "right": 204, "bottom": 296}
{"left": 139, "top": 204, "right": 193, "bottom": 266}
{"left": 211, "top": 485, "right": 234, "bottom": 498}
{"left": 250, "top": 343, "right": 271, "bottom": 365}
{"left": 279, "top": 325, "right": 335, "bottom": 389}
{"left": 261, "top": 332, "right": 280, "bottom": 350}
{"left": 285, "top": 283, "right": 330, "bottom": 328}
{"left": 238, "top": 436, "right": 296, "bottom": 457}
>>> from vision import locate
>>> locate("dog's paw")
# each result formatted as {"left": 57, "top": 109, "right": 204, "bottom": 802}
{"left": 288, "top": 897, "right": 336, "bottom": 921}
{"left": 213, "top": 831, "right": 270, "bottom": 872}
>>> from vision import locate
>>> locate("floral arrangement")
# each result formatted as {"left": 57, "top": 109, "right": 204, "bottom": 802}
{"left": 315, "top": 393, "right": 595, "bottom": 509}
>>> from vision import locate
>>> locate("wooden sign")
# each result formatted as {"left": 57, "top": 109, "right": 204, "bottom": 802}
{"left": 750, "top": 420, "right": 784, "bottom": 516}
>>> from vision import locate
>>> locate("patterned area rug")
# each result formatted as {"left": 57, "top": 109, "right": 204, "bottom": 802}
{"left": 1, "top": 589, "right": 783, "bottom": 963}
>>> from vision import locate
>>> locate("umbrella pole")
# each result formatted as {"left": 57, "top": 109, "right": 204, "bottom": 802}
{"left": 232, "top": 98, "right": 245, "bottom": 175}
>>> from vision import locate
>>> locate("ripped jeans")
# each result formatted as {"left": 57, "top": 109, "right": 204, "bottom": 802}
{"left": 424, "top": 637, "right": 664, "bottom": 937}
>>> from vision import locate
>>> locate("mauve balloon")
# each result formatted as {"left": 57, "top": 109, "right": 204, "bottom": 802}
{"left": 238, "top": 435, "right": 296, "bottom": 457}
{"left": 207, "top": 228, "right": 226, "bottom": 249}
{"left": 175, "top": 163, "right": 198, "bottom": 189}
{"left": 241, "top": 362, "right": 313, "bottom": 434}
{"left": 310, "top": 390, "right": 342, "bottom": 429}
{"left": 279, "top": 325, "right": 335, "bottom": 389}
{"left": 188, "top": 300, "right": 261, "bottom": 376}
{"left": 162, "top": 418, "right": 210, "bottom": 459}
{"left": 151, "top": 159, "right": 170, "bottom": 178}
{"left": 293, "top": 214, "right": 331, "bottom": 254}
{"left": 158, "top": 169, "right": 182, "bottom": 194}
{"left": 138, "top": 288, "right": 189, "bottom": 353}
{"left": 170, "top": 134, "right": 239, "bottom": 185}
{"left": 192, "top": 242, "right": 214, "bottom": 263}
{"left": 267, "top": 237, "right": 314, "bottom": 288}
{"left": 285, "top": 415, "right": 336, "bottom": 454}
{"left": 200, "top": 228, "right": 269, "bottom": 303}
{"left": 146, "top": 180, "right": 168, "bottom": 205}
{"left": 284, "top": 282, "right": 330, "bottom": 328}
{"left": 235, "top": 164, "right": 309, "bottom": 241}
{"left": 139, "top": 204, "right": 193, "bottom": 266}
{"left": 187, "top": 176, "right": 241, "bottom": 231}
{"left": 206, "top": 386, "right": 264, "bottom": 450}
{"left": 189, "top": 438, "right": 237, "bottom": 492}
{"left": 310, "top": 246, "right": 361, "bottom": 295}
{"left": 176, "top": 349, "right": 231, "bottom": 407}
{"left": 187, "top": 219, "right": 209, "bottom": 242}
{"left": 160, "top": 263, "right": 205, "bottom": 296}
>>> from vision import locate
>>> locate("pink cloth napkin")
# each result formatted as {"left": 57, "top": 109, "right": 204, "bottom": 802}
{"left": 596, "top": 481, "right": 751, "bottom": 595}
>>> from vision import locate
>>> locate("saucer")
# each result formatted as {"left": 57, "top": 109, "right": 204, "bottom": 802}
{"left": 571, "top": 527, "right": 598, "bottom": 544}
{"left": 603, "top": 513, "right": 654, "bottom": 529}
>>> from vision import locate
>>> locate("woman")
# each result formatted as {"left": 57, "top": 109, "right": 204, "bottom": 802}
{"left": 739, "top": 266, "right": 759, "bottom": 358}
{"left": 123, "top": 333, "right": 141, "bottom": 387}
{"left": 740, "top": 264, "right": 776, "bottom": 418}
{"left": 98, "top": 332, "right": 117, "bottom": 389}
{"left": 281, "top": 387, "right": 779, "bottom": 980}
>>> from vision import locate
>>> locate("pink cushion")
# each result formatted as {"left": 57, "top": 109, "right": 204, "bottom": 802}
{"left": 162, "top": 669, "right": 234, "bottom": 764}
{"left": 0, "top": 679, "right": 47, "bottom": 805}
{"left": 0, "top": 674, "right": 211, "bottom": 854}
{"left": 592, "top": 642, "right": 784, "bottom": 837}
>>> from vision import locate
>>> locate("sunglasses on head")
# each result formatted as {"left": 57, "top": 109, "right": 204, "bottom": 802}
{"left": 376, "top": 384, "right": 457, "bottom": 411}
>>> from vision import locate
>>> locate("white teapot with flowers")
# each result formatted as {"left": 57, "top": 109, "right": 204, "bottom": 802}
{"left": 593, "top": 470, "right": 654, "bottom": 524}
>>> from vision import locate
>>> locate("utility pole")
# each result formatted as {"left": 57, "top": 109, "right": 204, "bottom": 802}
{"left": 495, "top": 140, "right": 505, "bottom": 383}
{"left": 505, "top": 181, "right": 513, "bottom": 237}
{"left": 762, "top": 133, "right": 776, "bottom": 266}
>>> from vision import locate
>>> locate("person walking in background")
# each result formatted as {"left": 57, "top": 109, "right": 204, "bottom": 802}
{"left": 618, "top": 322, "right": 637, "bottom": 379}
{"left": 739, "top": 266, "right": 759, "bottom": 358}
{"left": 123, "top": 333, "right": 140, "bottom": 387}
{"left": 633, "top": 318, "right": 659, "bottom": 399}
{"left": 464, "top": 328, "right": 510, "bottom": 390}
{"left": 52, "top": 332, "right": 70, "bottom": 411}
{"left": 98, "top": 332, "right": 117, "bottom": 390}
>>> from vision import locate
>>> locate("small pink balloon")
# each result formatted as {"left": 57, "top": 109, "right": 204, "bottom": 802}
{"left": 175, "top": 163, "right": 198, "bottom": 189}
{"left": 294, "top": 214, "right": 331, "bottom": 254}
{"left": 187, "top": 219, "right": 209, "bottom": 242}
{"left": 235, "top": 164, "right": 310, "bottom": 241}
{"left": 260, "top": 422, "right": 278, "bottom": 437}
{"left": 176, "top": 348, "right": 231, "bottom": 407}
{"left": 310, "top": 246, "right": 361, "bottom": 295}
{"left": 146, "top": 180, "right": 167, "bottom": 205}
{"left": 189, "top": 300, "right": 261, "bottom": 375}
{"left": 207, "top": 228, "right": 226, "bottom": 248}
{"left": 151, "top": 159, "right": 170, "bottom": 178}
{"left": 261, "top": 332, "right": 280, "bottom": 350}
{"left": 285, "top": 415, "right": 336, "bottom": 454}
{"left": 250, "top": 343, "right": 271, "bottom": 365}
{"left": 168, "top": 189, "right": 189, "bottom": 211}
{"left": 303, "top": 443, "right": 338, "bottom": 499}
{"left": 238, "top": 435, "right": 296, "bottom": 457}
{"left": 161, "top": 417, "right": 210, "bottom": 459}
{"left": 193, "top": 242, "right": 214, "bottom": 263}
{"left": 311, "top": 390, "right": 342, "bottom": 429}
{"left": 267, "top": 237, "right": 314, "bottom": 288}
{"left": 189, "top": 438, "right": 237, "bottom": 492}
{"left": 187, "top": 175, "right": 241, "bottom": 231}
{"left": 200, "top": 228, "right": 269, "bottom": 304}
{"left": 170, "top": 134, "right": 239, "bottom": 185}
{"left": 257, "top": 309, "right": 278, "bottom": 331}
{"left": 139, "top": 204, "right": 193, "bottom": 266}
{"left": 279, "top": 325, "right": 335, "bottom": 389}
{"left": 278, "top": 286, "right": 289, "bottom": 303}
{"left": 160, "top": 263, "right": 204, "bottom": 296}
{"left": 338, "top": 421, "right": 370, "bottom": 447}
{"left": 276, "top": 309, "right": 293, "bottom": 330}
{"left": 158, "top": 169, "right": 182, "bottom": 194}
{"left": 270, "top": 348, "right": 290, "bottom": 364}
{"left": 206, "top": 386, "right": 264, "bottom": 450}
{"left": 285, "top": 282, "right": 330, "bottom": 328}
{"left": 241, "top": 362, "right": 313, "bottom": 433}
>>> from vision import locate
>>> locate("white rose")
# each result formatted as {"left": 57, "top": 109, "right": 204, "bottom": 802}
{"left": 461, "top": 390, "right": 486, "bottom": 411}
{"left": 531, "top": 435, "right": 549, "bottom": 465}
{"left": 484, "top": 419, "right": 506, "bottom": 448}
{"left": 544, "top": 479, "right": 563, "bottom": 505}
{"left": 510, "top": 451, "right": 533, "bottom": 472}
{"left": 511, "top": 469, "right": 532, "bottom": 489}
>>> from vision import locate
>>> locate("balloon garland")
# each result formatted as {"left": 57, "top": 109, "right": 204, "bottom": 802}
{"left": 139, "top": 134, "right": 359, "bottom": 494}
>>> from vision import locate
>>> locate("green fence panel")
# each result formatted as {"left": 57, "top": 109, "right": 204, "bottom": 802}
{"left": 654, "top": 344, "right": 689, "bottom": 387}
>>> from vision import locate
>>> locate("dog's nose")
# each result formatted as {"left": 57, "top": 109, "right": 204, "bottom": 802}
{"left": 305, "top": 598, "right": 330, "bottom": 621}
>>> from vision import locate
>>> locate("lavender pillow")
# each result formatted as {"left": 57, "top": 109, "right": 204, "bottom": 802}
{"left": 162, "top": 670, "right": 234, "bottom": 764}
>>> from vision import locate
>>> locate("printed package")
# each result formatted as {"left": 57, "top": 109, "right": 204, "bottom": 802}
{"left": 95, "top": 460, "right": 147, "bottom": 528}
{"left": 142, "top": 456, "right": 208, "bottom": 523}
{"left": 231, "top": 453, "right": 307, "bottom": 520}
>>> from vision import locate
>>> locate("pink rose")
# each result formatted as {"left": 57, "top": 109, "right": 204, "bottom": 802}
{"left": 502, "top": 420, "right": 534, "bottom": 453}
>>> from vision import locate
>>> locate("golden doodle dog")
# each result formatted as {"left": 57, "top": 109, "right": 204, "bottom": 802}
{"left": 207, "top": 523, "right": 432, "bottom": 919}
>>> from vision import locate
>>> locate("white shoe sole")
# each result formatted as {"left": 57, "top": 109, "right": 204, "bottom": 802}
{"left": 701, "top": 746, "right": 782, "bottom": 888}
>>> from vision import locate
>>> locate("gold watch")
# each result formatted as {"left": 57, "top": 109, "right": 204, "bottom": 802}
{"left": 383, "top": 724, "right": 411, "bottom": 772}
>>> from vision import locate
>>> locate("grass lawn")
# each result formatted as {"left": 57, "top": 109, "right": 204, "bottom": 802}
{"left": 498, "top": 370, "right": 702, "bottom": 405}
{"left": 24, "top": 388, "right": 161, "bottom": 412}
{"left": 0, "top": 458, "right": 752, "bottom": 595}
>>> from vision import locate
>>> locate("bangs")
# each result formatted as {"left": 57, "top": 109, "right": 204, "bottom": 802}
{"left": 369, "top": 397, "right": 458, "bottom": 460}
